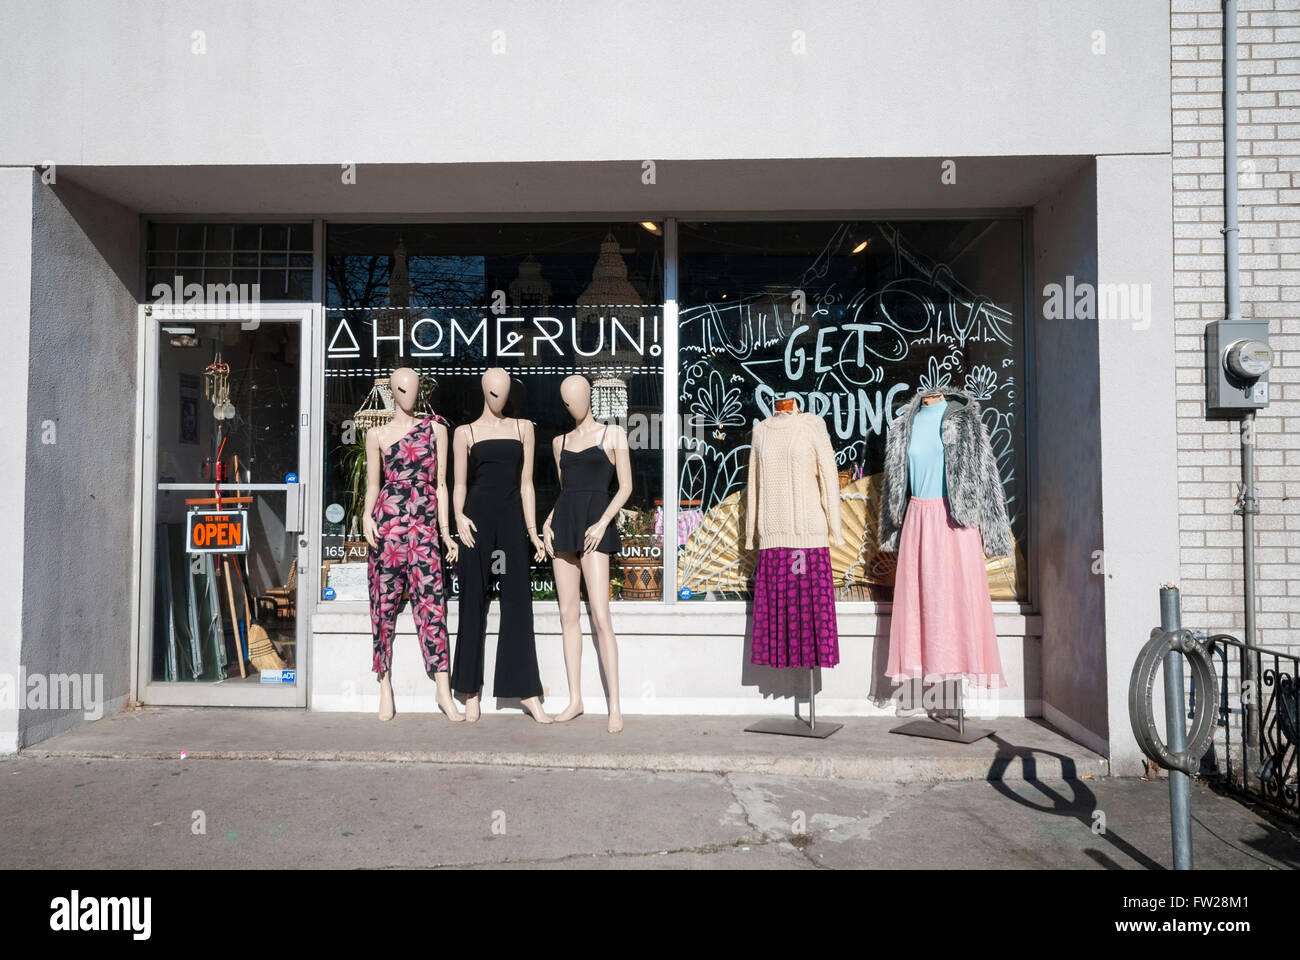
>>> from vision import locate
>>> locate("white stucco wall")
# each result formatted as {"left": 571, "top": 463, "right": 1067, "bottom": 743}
{"left": 0, "top": 169, "right": 34, "bottom": 754}
{"left": 0, "top": 0, "right": 1169, "bottom": 166}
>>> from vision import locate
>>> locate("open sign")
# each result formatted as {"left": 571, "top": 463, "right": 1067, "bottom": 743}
{"left": 187, "top": 510, "right": 249, "bottom": 554}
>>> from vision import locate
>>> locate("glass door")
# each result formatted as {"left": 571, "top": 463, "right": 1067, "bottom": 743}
{"left": 139, "top": 307, "right": 311, "bottom": 706}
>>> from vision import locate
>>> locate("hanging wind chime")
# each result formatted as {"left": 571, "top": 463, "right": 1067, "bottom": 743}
{"left": 205, "top": 353, "right": 234, "bottom": 420}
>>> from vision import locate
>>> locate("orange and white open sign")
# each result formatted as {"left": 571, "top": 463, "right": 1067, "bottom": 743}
{"left": 186, "top": 510, "right": 249, "bottom": 554}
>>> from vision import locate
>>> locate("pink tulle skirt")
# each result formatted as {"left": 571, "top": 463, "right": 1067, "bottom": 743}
{"left": 886, "top": 497, "right": 1005, "bottom": 688}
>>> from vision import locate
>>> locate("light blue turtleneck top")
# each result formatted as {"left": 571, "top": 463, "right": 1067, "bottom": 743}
{"left": 907, "top": 399, "right": 948, "bottom": 499}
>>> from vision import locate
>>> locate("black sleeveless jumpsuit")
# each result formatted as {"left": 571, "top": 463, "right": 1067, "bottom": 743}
{"left": 451, "top": 422, "right": 544, "bottom": 700}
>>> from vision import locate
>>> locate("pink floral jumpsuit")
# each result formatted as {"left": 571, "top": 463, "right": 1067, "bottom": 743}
{"left": 367, "top": 416, "right": 450, "bottom": 678}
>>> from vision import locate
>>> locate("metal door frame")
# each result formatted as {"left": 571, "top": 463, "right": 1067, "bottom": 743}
{"left": 132, "top": 302, "right": 317, "bottom": 706}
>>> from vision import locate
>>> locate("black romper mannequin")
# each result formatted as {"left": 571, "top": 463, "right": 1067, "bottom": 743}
{"left": 551, "top": 425, "right": 621, "bottom": 555}
{"left": 451, "top": 420, "right": 544, "bottom": 700}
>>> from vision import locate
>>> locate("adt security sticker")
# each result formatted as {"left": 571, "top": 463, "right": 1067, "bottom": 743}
{"left": 679, "top": 587, "right": 692, "bottom": 599}
{"left": 322, "top": 587, "right": 336, "bottom": 601}
{"left": 260, "top": 670, "right": 296, "bottom": 684}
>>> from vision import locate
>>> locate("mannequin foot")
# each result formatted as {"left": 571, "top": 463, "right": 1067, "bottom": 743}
{"left": 521, "top": 696, "right": 552, "bottom": 724}
{"left": 378, "top": 673, "right": 395, "bottom": 722}
{"left": 433, "top": 675, "right": 464, "bottom": 722}
{"left": 554, "top": 701, "right": 584, "bottom": 722}
{"left": 464, "top": 695, "right": 481, "bottom": 723}
{"left": 607, "top": 711, "right": 624, "bottom": 734}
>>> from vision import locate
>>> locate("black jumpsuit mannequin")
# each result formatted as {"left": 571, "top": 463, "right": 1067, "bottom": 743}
{"left": 451, "top": 420, "right": 544, "bottom": 700}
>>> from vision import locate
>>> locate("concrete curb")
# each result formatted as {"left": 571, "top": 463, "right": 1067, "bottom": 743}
{"left": 22, "top": 745, "right": 1111, "bottom": 782}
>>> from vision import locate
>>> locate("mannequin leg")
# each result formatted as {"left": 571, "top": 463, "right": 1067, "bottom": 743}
{"left": 451, "top": 531, "right": 492, "bottom": 720}
{"left": 494, "top": 525, "right": 549, "bottom": 722}
{"left": 580, "top": 550, "right": 622, "bottom": 733}
{"left": 368, "top": 543, "right": 406, "bottom": 722}
{"left": 551, "top": 552, "right": 584, "bottom": 721}
{"left": 407, "top": 521, "right": 462, "bottom": 722}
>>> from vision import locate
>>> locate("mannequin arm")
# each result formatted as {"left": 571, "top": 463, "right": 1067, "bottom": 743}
{"left": 541, "top": 433, "right": 561, "bottom": 556}
{"left": 519, "top": 421, "right": 541, "bottom": 537}
{"left": 434, "top": 421, "right": 452, "bottom": 543}
{"left": 451, "top": 425, "right": 474, "bottom": 549}
{"left": 597, "top": 425, "right": 634, "bottom": 524}
{"left": 361, "top": 427, "right": 382, "bottom": 549}
{"left": 452, "top": 425, "right": 469, "bottom": 526}
{"left": 743, "top": 439, "right": 758, "bottom": 550}
{"left": 813, "top": 418, "right": 844, "bottom": 545}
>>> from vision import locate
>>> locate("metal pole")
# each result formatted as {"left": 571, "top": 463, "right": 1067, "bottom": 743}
{"left": 1160, "top": 586, "right": 1193, "bottom": 870}
{"left": 1222, "top": 0, "right": 1259, "bottom": 789}
{"left": 1223, "top": 0, "right": 1240, "bottom": 328}
{"left": 808, "top": 668, "right": 815, "bottom": 731}
{"left": 1240, "top": 412, "right": 1259, "bottom": 789}
{"left": 957, "top": 680, "right": 965, "bottom": 736}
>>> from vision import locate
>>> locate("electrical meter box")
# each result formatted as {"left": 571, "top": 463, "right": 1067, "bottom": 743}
{"left": 1205, "top": 318, "right": 1271, "bottom": 415}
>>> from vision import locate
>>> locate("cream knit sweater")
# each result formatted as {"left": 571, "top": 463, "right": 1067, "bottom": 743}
{"left": 744, "top": 412, "right": 844, "bottom": 550}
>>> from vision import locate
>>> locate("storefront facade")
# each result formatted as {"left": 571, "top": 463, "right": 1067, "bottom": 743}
{"left": 0, "top": 1, "right": 1187, "bottom": 772}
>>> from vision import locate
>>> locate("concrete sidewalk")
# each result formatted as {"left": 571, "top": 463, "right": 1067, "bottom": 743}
{"left": 24, "top": 707, "right": 1108, "bottom": 782}
{"left": 1, "top": 755, "right": 1295, "bottom": 869}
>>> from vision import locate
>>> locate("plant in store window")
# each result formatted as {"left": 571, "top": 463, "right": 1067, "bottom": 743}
{"left": 336, "top": 438, "right": 370, "bottom": 555}
{"left": 617, "top": 505, "right": 663, "bottom": 600}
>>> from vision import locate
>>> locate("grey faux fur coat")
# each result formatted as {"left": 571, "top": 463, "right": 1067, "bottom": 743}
{"left": 877, "top": 387, "right": 1014, "bottom": 559}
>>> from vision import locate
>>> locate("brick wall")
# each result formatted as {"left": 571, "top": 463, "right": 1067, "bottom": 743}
{"left": 1171, "top": 0, "right": 1300, "bottom": 648}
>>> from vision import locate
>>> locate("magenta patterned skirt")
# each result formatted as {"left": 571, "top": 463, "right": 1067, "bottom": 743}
{"left": 750, "top": 547, "right": 839, "bottom": 668}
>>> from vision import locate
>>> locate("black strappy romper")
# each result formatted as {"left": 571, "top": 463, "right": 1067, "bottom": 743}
{"left": 550, "top": 425, "right": 621, "bottom": 556}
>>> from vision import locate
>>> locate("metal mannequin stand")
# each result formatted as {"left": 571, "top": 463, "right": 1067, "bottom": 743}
{"left": 890, "top": 679, "right": 993, "bottom": 744}
{"left": 745, "top": 668, "right": 842, "bottom": 739}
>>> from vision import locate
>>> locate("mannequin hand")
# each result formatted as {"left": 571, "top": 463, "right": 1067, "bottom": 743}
{"left": 363, "top": 514, "right": 379, "bottom": 550}
{"left": 444, "top": 537, "right": 459, "bottom": 564}
{"left": 457, "top": 514, "right": 477, "bottom": 549}
{"left": 529, "top": 532, "right": 546, "bottom": 564}
{"left": 542, "top": 523, "right": 555, "bottom": 559}
{"left": 582, "top": 519, "right": 608, "bottom": 554}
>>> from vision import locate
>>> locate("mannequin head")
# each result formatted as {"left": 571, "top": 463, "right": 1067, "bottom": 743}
{"left": 482, "top": 367, "right": 510, "bottom": 416}
{"left": 389, "top": 367, "right": 420, "bottom": 415}
{"left": 559, "top": 375, "right": 592, "bottom": 424}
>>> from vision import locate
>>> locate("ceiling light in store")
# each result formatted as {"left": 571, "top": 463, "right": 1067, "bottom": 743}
{"left": 162, "top": 326, "right": 196, "bottom": 334}
{"left": 851, "top": 240, "right": 870, "bottom": 254}
{"left": 640, "top": 222, "right": 662, "bottom": 234}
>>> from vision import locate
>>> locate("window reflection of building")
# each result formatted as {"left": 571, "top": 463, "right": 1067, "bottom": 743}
{"left": 577, "top": 232, "right": 642, "bottom": 422}
{"left": 508, "top": 254, "right": 552, "bottom": 367}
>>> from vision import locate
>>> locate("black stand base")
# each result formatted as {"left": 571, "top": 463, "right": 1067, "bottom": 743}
{"left": 890, "top": 718, "right": 994, "bottom": 744}
{"left": 745, "top": 717, "right": 843, "bottom": 739}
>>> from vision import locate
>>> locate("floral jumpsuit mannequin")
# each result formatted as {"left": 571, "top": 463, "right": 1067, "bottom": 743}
{"left": 362, "top": 367, "right": 462, "bottom": 722}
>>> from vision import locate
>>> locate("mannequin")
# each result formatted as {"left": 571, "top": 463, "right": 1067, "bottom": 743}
{"left": 879, "top": 384, "right": 1010, "bottom": 715}
{"left": 363, "top": 367, "right": 462, "bottom": 722}
{"left": 744, "top": 394, "right": 843, "bottom": 671}
{"left": 542, "top": 375, "right": 633, "bottom": 733}
{"left": 450, "top": 368, "right": 550, "bottom": 723}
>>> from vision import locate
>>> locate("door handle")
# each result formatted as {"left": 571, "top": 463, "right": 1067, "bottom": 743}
{"left": 286, "top": 482, "right": 305, "bottom": 533}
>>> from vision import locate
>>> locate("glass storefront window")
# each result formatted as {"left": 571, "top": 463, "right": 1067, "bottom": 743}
{"left": 676, "top": 219, "right": 1028, "bottom": 603}
{"left": 320, "top": 223, "right": 665, "bottom": 604}
{"left": 146, "top": 222, "right": 314, "bottom": 302}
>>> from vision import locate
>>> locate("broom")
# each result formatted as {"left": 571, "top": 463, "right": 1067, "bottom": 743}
{"left": 234, "top": 557, "right": 286, "bottom": 672}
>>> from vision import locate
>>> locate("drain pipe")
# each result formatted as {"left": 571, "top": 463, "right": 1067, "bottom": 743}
{"left": 1222, "top": 0, "right": 1260, "bottom": 787}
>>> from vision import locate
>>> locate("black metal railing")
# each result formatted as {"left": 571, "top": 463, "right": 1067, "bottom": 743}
{"left": 1190, "top": 632, "right": 1300, "bottom": 819}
